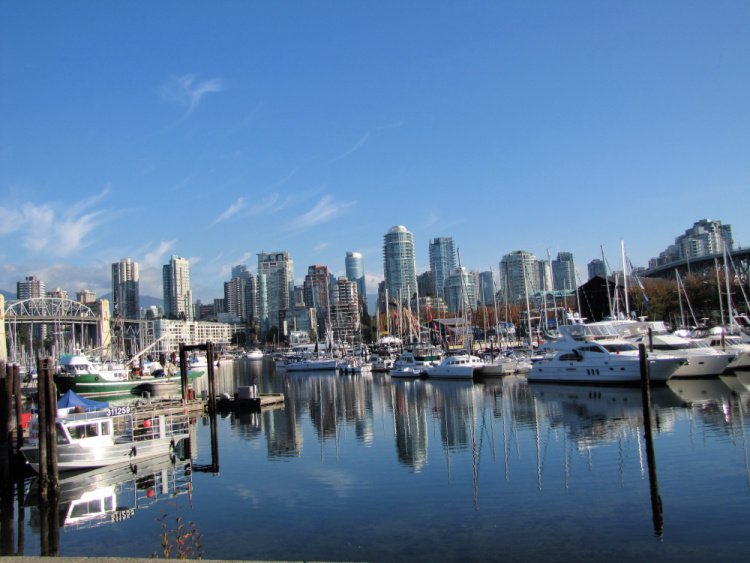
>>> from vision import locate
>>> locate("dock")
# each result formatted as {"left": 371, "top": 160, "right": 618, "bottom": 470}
{"left": 215, "top": 393, "right": 285, "bottom": 411}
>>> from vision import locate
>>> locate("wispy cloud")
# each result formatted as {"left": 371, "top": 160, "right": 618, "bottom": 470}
{"left": 159, "top": 74, "right": 224, "bottom": 117}
{"left": 288, "top": 195, "right": 356, "bottom": 231}
{"left": 329, "top": 131, "right": 371, "bottom": 164}
{"left": 314, "top": 242, "right": 330, "bottom": 252}
{"left": 212, "top": 197, "right": 246, "bottom": 225}
{"left": 0, "top": 189, "right": 112, "bottom": 257}
{"left": 246, "top": 192, "right": 291, "bottom": 216}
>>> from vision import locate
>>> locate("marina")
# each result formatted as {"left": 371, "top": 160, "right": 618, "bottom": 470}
{"left": 3, "top": 356, "right": 750, "bottom": 560}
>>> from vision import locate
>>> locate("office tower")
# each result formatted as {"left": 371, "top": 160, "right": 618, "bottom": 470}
{"left": 552, "top": 252, "right": 576, "bottom": 291}
{"left": 224, "top": 264, "right": 253, "bottom": 321}
{"left": 162, "top": 255, "right": 193, "bottom": 320}
{"left": 112, "top": 258, "right": 140, "bottom": 319}
{"left": 17, "top": 275, "right": 45, "bottom": 300}
{"left": 383, "top": 225, "right": 418, "bottom": 306}
{"left": 257, "top": 251, "right": 293, "bottom": 335}
{"left": 588, "top": 259, "right": 606, "bottom": 280}
{"left": 429, "top": 237, "right": 457, "bottom": 299}
{"left": 303, "top": 265, "right": 330, "bottom": 336}
{"left": 499, "top": 251, "right": 539, "bottom": 303}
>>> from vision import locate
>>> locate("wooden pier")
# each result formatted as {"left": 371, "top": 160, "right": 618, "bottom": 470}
{"left": 215, "top": 392, "right": 285, "bottom": 411}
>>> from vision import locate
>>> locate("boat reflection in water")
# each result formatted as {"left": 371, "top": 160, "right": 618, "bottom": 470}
{"left": 28, "top": 453, "right": 192, "bottom": 531}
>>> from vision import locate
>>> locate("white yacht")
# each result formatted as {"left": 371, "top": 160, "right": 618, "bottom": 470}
{"left": 390, "top": 351, "right": 430, "bottom": 378}
{"left": 528, "top": 323, "right": 685, "bottom": 385}
{"left": 635, "top": 323, "right": 735, "bottom": 378}
{"left": 425, "top": 353, "right": 485, "bottom": 380}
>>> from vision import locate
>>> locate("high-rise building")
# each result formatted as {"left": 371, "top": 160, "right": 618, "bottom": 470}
{"left": 224, "top": 264, "right": 253, "bottom": 322}
{"left": 477, "top": 271, "right": 495, "bottom": 307}
{"left": 428, "top": 237, "right": 457, "bottom": 299}
{"left": 345, "top": 251, "right": 366, "bottom": 301}
{"left": 162, "top": 255, "right": 193, "bottom": 320}
{"left": 552, "top": 252, "right": 576, "bottom": 291}
{"left": 588, "top": 259, "right": 606, "bottom": 280}
{"left": 112, "top": 258, "right": 140, "bottom": 319}
{"left": 649, "top": 219, "right": 734, "bottom": 268}
{"left": 257, "top": 251, "right": 293, "bottom": 336}
{"left": 499, "top": 251, "right": 539, "bottom": 303}
{"left": 383, "top": 225, "right": 418, "bottom": 306}
{"left": 331, "top": 276, "right": 360, "bottom": 344}
{"left": 303, "top": 264, "right": 330, "bottom": 336}
{"left": 444, "top": 267, "right": 477, "bottom": 314}
{"left": 76, "top": 289, "right": 96, "bottom": 305}
{"left": 17, "top": 275, "right": 45, "bottom": 300}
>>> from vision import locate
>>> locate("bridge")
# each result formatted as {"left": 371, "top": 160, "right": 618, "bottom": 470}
{"left": 642, "top": 247, "right": 750, "bottom": 280}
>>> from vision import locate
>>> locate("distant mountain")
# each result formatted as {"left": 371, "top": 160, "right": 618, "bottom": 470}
{"left": 1, "top": 289, "right": 14, "bottom": 300}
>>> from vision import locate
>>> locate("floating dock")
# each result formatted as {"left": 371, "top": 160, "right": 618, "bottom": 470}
{"left": 215, "top": 392, "right": 285, "bottom": 411}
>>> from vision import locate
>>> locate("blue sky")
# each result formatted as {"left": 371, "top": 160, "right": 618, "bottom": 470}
{"left": 1, "top": 1, "right": 748, "bottom": 301}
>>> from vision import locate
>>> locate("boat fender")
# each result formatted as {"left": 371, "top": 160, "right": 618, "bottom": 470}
{"left": 169, "top": 439, "right": 175, "bottom": 452}
{"left": 131, "top": 445, "right": 137, "bottom": 458}
{"left": 95, "top": 375, "right": 99, "bottom": 381}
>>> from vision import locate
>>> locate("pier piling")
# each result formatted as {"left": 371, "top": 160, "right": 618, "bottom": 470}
{"left": 639, "top": 343, "right": 664, "bottom": 537}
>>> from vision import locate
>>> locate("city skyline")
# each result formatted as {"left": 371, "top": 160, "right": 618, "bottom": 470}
{"left": 2, "top": 3, "right": 748, "bottom": 301}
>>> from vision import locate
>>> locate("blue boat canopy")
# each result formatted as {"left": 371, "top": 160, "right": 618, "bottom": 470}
{"left": 57, "top": 390, "right": 109, "bottom": 411}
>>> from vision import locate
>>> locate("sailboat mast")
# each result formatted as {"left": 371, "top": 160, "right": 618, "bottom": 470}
{"left": 621, "top": 240, "right": 630, "bottom": 317}
{"left": 723, "top": 240, "right": 734, "bottom": 327}
{"left": 601, "top": 245, "right": 614, "bottom": 319}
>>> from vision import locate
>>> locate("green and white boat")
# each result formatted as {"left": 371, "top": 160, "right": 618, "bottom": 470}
{"left": 54, "top": 353, "right": 204, "bottom": 397}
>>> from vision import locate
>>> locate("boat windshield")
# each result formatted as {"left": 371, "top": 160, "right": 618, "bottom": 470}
{"left": 601, "top": 343, "right": 638, "bottom": 353}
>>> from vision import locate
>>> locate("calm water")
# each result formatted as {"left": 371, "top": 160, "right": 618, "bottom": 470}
{"left": 5, "top": 360, "right": 750, "bottom": 561}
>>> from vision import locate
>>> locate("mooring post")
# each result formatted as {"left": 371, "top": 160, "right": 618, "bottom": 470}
{"left": 179, "top": 343, "right": 188, "bottom": 402}
{"left": 639, "top": 343, "right": 663, "bottom": 537}
{"left": 45, "top": 369, "right": 59, "bottom": 496}
{"left": 206, "top": 341, "right": 220, "bottom": 474}
{"left": 648, "top": 328, "right": 653, "bottom": 353}
{"left": 12, "top": 364, "right": 23, "bottom": 453}
{"left": 37, "top": 358, "right": 48, "bottom": 500}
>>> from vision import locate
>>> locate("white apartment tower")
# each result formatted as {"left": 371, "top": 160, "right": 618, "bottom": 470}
{"left": 383, "top": 225, "right": 418, "bottom": 306}
{"left": 112, "top": 258, "right": 140, "bottom": 319}
{"left": 429, "top": 237, "right": 457, "bottom": 299}
{"left": 257, "top": 251, "right": 294, "bottom": 336}
{"left": 162, "top": 255, "right": 193, "bottom": 320}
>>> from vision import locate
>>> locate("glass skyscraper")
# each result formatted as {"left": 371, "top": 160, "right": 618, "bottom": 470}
{"left": 112, "top": 258, "right": 140, "bottom": 319}
{"left": 429, "top": 237, "right": 456, "bottom": 299}
{"left": 383, "top": 225, "right": 417, "bottom": 306}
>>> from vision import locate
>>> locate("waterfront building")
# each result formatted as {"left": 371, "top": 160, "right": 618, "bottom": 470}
{"left": 245, "top": 275, "right": 259, "bottom": 326}
{"left": 444, "top": 267, "right": 477, "bottom": 314}
{"left": 588, "top": 259, "right": 606, "bottom": 280}
{"left": 112, "top": 258, "right": 140, "bottom": 319}
{"left": 286, "top": 305, "right": 317, "bottom": 338}
{"left": 499, "top": 251, "right": 539, "bottom": 303}
{"left": 383, "top": 225, "right": 418, "bottom": 307}
{"left": 429, "top": 237, "right": 457, "bottom": 299}
{"left": 162, "top": 255, "right": 193, "bottom": 321}
{"left": 17, "top": 275, "right": 45, "bottom": 300}
{"left": 258, "top": 252, "right": 293, "bottom": 337}
{"left": 552, "top": 252, "right": 576, "bottom": 291}
{"left": 76, "top": 289, "right": 96, "bottom": 305}
{"left": 151, "top": 318, "right": 236, "bottom": 353}
{"left": 331, "top": 276, "right": 360, "bottom": 344}
{"left": 649, "top": 219, "right": 734, "bottom": 268}
{"left": 303, "top": 265, "right": 331, "bottom": 336}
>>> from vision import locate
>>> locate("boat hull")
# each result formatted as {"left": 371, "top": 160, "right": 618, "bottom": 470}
{"left": 55, "top": 370, "right": 205, "bottom": 397}
{"left": 528, "top": 356, "right": 684, "bottom": 385}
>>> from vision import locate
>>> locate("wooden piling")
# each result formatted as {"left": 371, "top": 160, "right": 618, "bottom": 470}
{"left": 206, "top": 341, "right": 220, "bottom": 474}
{"left": 12, "top": 364, "right": 23, "bottom": 452}
{"left": 36, "top": 358, "right": 49, "bottom": 500}
{"left": 639, "top": 343, "right": 664, "bottom": 537}
{"left": 0, "top": 361, "right": 9, "bottom": 463}
{"left": 179, "top": 343, "right": 189, "bottom": 402}
{"left": 45, "top": 367, "right": 59, "bottom": 496}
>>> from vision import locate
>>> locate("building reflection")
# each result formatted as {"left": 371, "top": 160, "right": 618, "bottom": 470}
{"left": 391, "top": 380, "right": 429, "bottom": 471}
